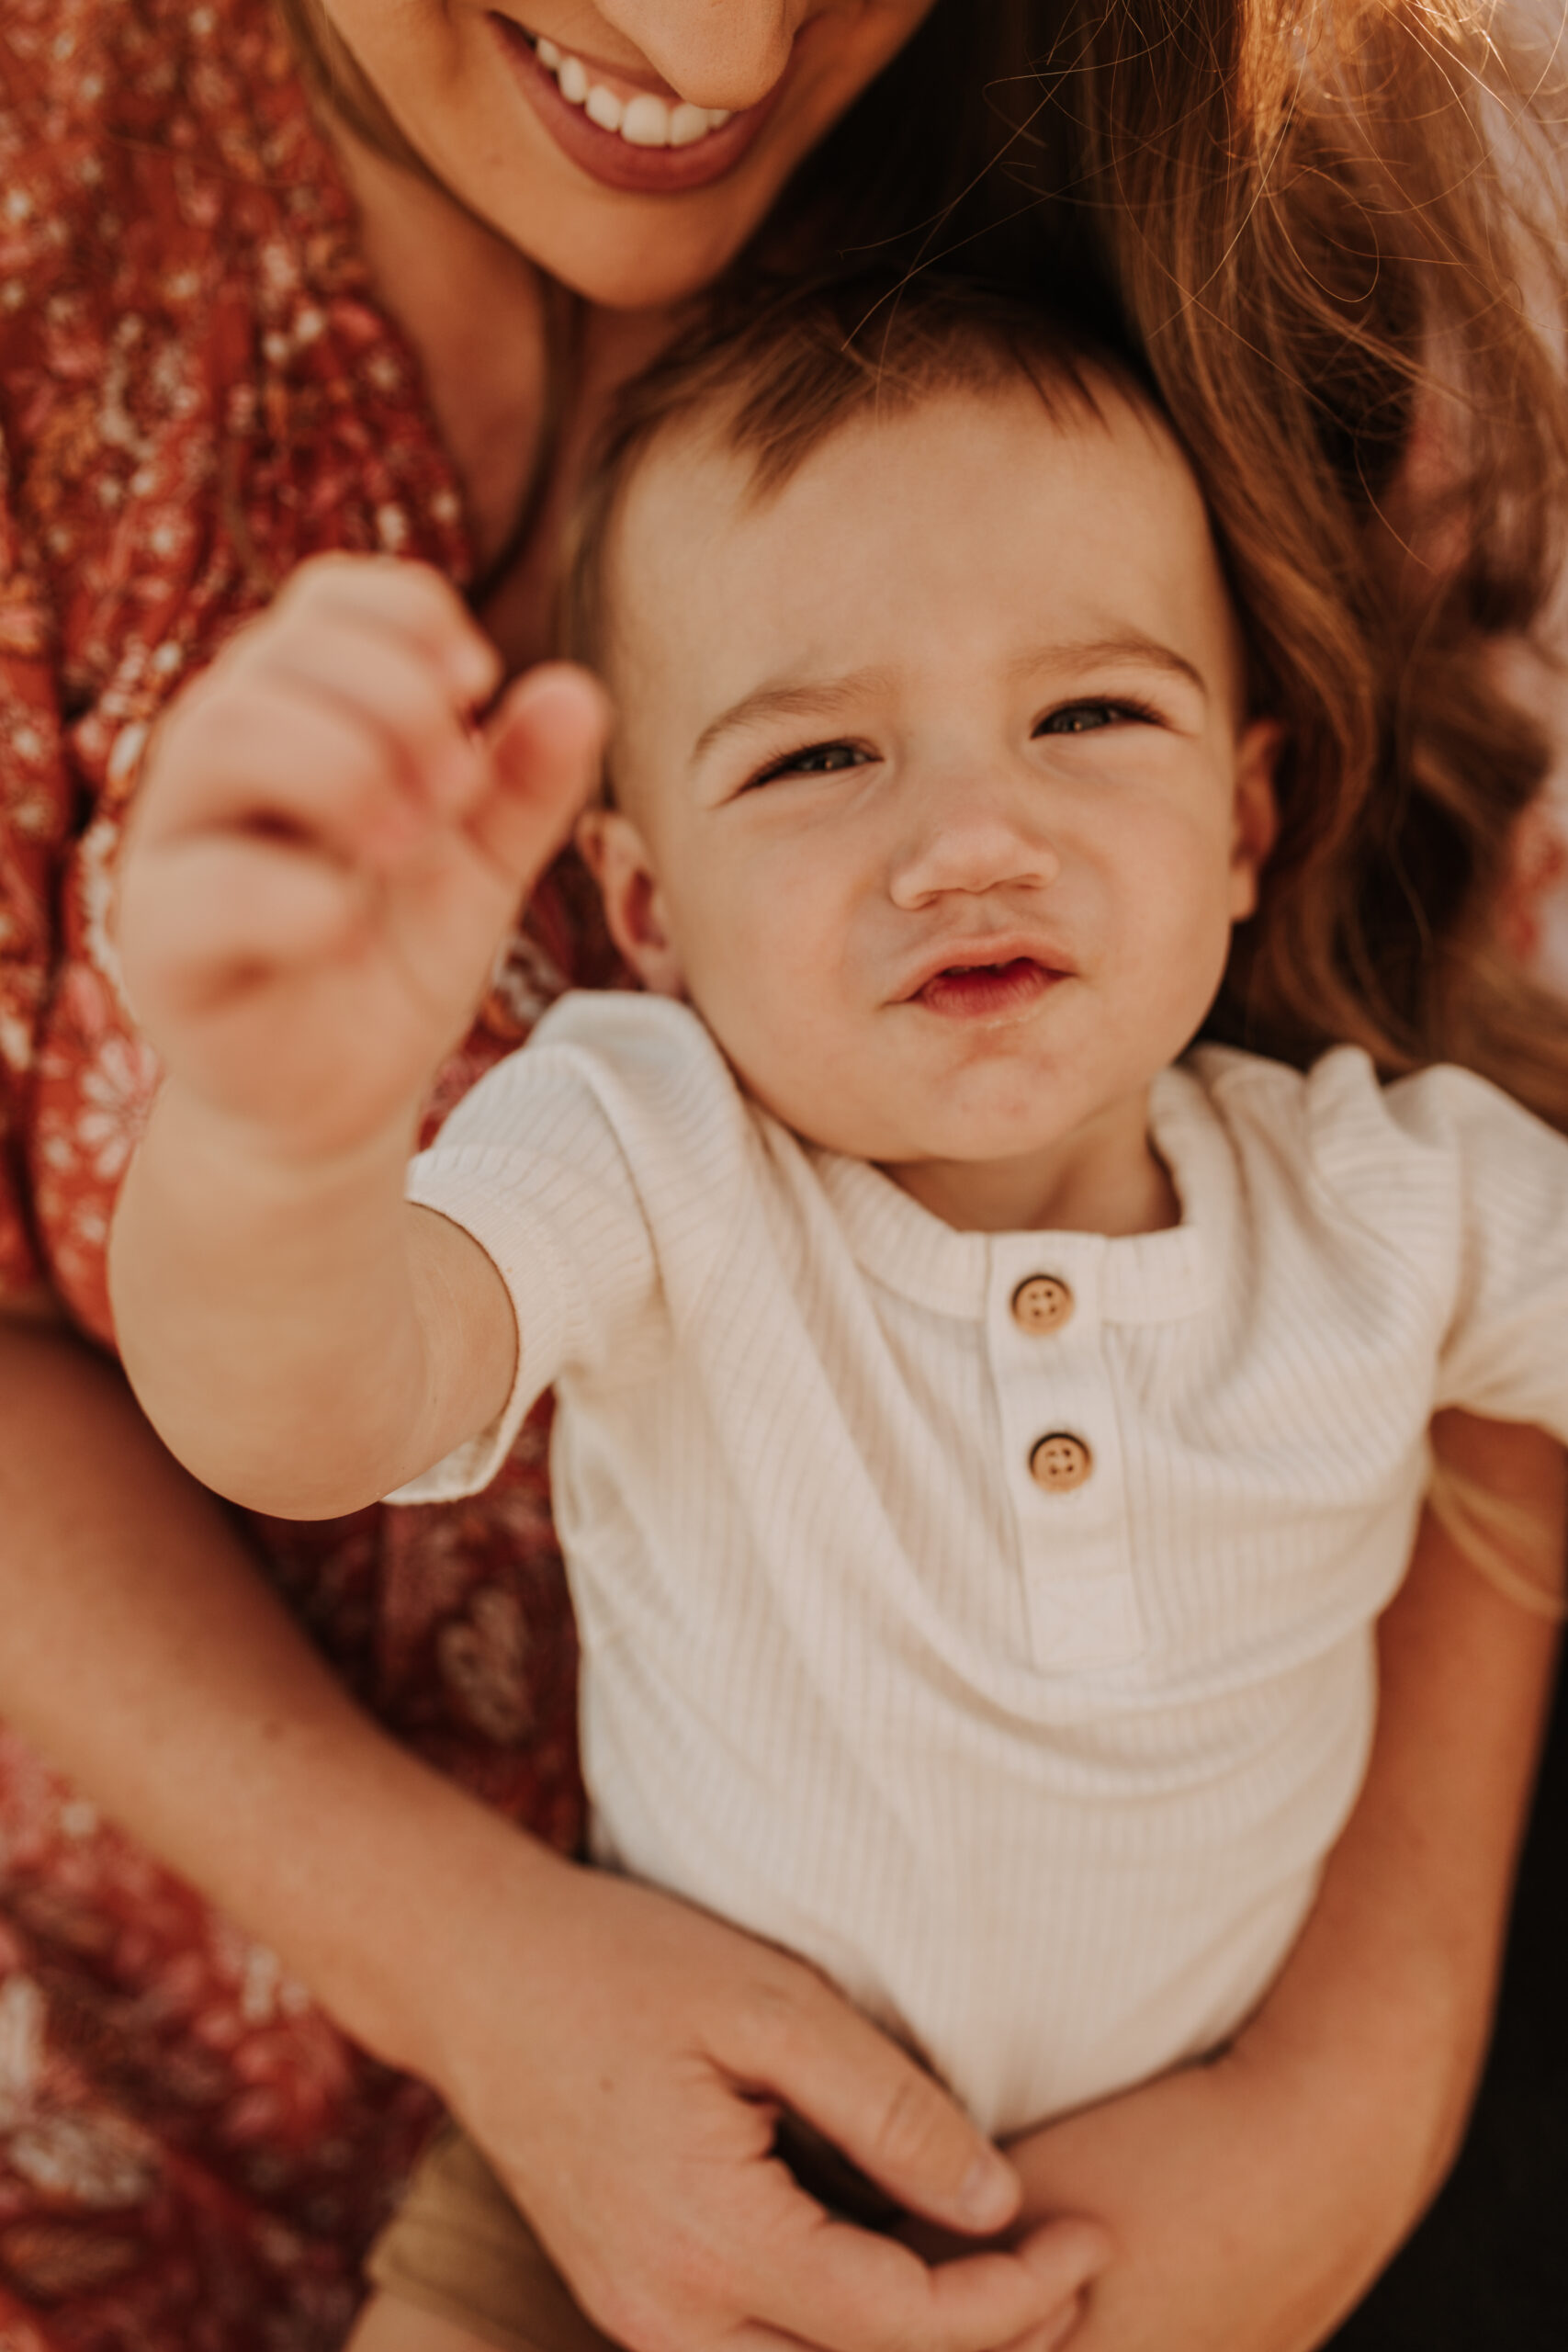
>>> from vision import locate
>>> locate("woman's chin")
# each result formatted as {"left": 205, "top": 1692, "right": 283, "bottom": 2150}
{"left": 486, "top": 197, "right": 764, "bottom": 313}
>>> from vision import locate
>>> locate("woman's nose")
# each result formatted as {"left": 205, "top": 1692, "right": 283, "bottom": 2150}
{"left": 887, "top": 787, "right": 1062, "bottom": 908}
{"left": 591, "top": 2, "right": 806, "bottom": 110}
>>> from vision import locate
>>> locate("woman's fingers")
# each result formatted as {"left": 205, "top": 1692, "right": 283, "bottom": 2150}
{"left": 695, "top": 1962, "right": 1109, "bottom": 2352}
{"left": 757, "top": 2214, "right": 1107, "bottom": 2352}
{"left": 719, "top": 1968, "right": 1018, "bottom": 2236}
{"left": 439, "top": 1864, "right": 1107, "bottom": 2352}
{"left": 998, "top": 2232, "right": 1102, "bottom": 2351}
{"left": 724, "top": 2312, "right": 1089, "bottom": 2352}
{"left": 994, "top": 2294, "right": 1089, "bottom": 2352}
{"left": 575, "top": 2181, "right": 1100, "bottom": 2352}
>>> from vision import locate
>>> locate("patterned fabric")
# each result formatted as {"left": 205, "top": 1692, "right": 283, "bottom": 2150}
{"left": 0, "top": 1, "right": 621, "bottom": 2340}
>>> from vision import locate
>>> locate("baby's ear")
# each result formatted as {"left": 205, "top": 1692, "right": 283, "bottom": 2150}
{"left": 576, "top": 807, "right": 686, "bottom": 998}
{"left": 1228, "top": 719, "right": 1282, "bottom": 922}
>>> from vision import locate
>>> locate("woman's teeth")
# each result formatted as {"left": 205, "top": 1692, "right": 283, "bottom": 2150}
{"left": 535, "top": 34, "right": 732, "bottom": 147}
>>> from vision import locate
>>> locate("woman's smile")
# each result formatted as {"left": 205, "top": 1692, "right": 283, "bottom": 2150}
{"left": 316, "top": 0, "right": 936, "bottom": 308}
{"left": 491, "top": 16, "right": 786, "bottom": 192}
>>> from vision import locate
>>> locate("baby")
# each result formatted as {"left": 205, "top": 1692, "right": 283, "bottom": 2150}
{"left": 109, "top": 281, "right": 1568, "bottom": 2352}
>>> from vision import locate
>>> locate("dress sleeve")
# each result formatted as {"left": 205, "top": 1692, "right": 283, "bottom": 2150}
{"left": 390, "top": 998, "right": 748, "bottom": 1502}
{"left": 0, "top": 420, "right": 72, "bottom": 1305}
{"left": 1313, "top": 1055, "right": 1568, "bottom": 1442}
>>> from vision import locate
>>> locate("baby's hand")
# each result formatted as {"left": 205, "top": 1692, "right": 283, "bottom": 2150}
{"left": 116, "top": 555, "right": 604, "bottom": 1161}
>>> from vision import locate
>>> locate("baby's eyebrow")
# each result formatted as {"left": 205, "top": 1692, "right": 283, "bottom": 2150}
{"left": 1015, "top": 635, "right": 1208, "bottom": 699}
{"left": 691, "top": 668, "right": 897, "bottom": 766}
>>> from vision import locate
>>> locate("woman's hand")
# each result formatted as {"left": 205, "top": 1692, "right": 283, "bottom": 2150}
{"left": 0, "top": 1319, "right": 1105, "bottom": 2352}
{"left": 983, "top": 2038, "right": 1422, "bottom": 2352}
{"left": 417, "top": 1849, "right": 1110, "bottom": 2352}
{"left": 900, "top": 1413, "right": 1562, "bottom": 2351}
{"left": 116, "top": 552, "right": 604, "bottom": 1163}
{"left": 899, "top": 2024, "right": 1436, "bottom": 2352}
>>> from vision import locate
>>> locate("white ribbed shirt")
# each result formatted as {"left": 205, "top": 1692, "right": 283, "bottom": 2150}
{"left": 396, "top": 992, "right": 1568, "bottom": 2136}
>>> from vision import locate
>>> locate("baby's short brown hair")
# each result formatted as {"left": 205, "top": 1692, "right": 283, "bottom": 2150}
{"left": 560, "top": 272, "right": 1158, "bottom": 684}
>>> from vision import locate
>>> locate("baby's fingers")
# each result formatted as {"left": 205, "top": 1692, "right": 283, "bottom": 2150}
{"left": 144, "top": 666, "right": 479, "bottom": 870}
{"left": 470, "top": 663, "right": 607, "bottom": 893}
{"left": 274, "top": 554, "right": 501, "bottom": 712}
{"left": 119, "top": 834, "right": 367, "bottom": 1023}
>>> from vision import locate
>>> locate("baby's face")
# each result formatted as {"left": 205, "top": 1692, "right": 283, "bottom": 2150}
{"left": 584, "top": 379, "right": 1278, "bottom": 1233}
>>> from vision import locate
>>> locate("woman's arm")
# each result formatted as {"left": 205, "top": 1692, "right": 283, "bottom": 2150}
{"left": 0, "top": 1310, "right": 1105, "bottom": 2352}
{"left": 961, "top": 1411, "right": 1562, "bottom": 2351}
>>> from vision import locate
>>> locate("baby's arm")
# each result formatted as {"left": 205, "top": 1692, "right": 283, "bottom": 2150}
{"left": 108, "top": 557, "right": 604, "bottom": 1517}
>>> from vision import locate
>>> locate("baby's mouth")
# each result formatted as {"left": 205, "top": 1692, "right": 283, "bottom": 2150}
{"left": 913, "top": 956, "right": 1065, "bottom": 1019}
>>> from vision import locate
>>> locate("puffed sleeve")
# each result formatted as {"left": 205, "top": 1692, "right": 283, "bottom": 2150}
{"left": 392, "top": 993, "right": 750, "bottom": 1501}
{"left": 1308, "top": 1051, "right": 1568, "bottom": 1442}
{"left": 0, "top": 422, "right": 72, "bottom": 1303}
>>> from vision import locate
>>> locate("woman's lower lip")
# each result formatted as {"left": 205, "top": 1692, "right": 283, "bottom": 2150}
{"left": 914, "top": 959, "right": 1061, "bottom": 1019}
{"left": 490, "top": 17, "right": 784, "bottom": 196}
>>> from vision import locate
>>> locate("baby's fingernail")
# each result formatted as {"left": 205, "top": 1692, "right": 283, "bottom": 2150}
{"left": 956, "top": 2150, "right": 1017, "bottom": 2228}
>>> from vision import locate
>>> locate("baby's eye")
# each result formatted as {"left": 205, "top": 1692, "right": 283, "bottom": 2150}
{"left": 746, "top": 740, "right": 872, "bottom": 788}
{"left": 1033, "top": 699, "right": 1156, "bottom": 737}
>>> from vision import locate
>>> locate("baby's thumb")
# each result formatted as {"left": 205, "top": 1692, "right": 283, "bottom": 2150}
{"left": 471, "top": 662, "right": 607, "bottom": 892}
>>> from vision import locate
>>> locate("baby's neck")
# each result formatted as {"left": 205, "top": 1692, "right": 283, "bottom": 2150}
{"left": 880, "top": 1098, "right": 1179, "bottom": 1238}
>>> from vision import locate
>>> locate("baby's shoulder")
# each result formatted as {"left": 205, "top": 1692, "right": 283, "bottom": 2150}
{"left": 439, "top": 990, "right": 757, "bottom": 1196}
{"left": 525, "top": 989, "right": 740, "bottom": 1111}
{"left": 1179, "top": 1042, "right": 1568, "bottom": 1250}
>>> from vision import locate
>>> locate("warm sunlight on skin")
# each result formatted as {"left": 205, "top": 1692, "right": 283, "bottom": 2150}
{"left": 581, "top": 380, "right": 1281, "bottom": 1237}
{"left": 320, "top": 2, "right": 936, "bottom": 307}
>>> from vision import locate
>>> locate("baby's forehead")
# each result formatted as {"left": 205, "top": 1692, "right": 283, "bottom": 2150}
{"left": 602, "top": 370, "right": 1224, "bottom": 679}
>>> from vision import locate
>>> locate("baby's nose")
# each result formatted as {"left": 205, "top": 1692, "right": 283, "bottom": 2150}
{"left": 889, "top": 797, "right": 1060, "bottom": 906}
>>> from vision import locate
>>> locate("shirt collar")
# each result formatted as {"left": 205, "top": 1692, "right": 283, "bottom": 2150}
{"left": 803, "top": 1062, "right": 1224, "bottom": 1323}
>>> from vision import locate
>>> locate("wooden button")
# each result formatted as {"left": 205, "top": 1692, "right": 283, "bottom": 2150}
{"left": 1029, "top": 1432, "right": 1092, "bottom": 1492}
{"left": 1011, "top": 1273, "right": 1074, "bottom": 1336}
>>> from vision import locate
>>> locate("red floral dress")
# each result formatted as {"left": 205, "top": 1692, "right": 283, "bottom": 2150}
{"left": 0, "top": 2, "right": 618, "bottom": 2341}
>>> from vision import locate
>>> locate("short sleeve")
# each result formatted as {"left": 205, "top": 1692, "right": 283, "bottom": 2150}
{"left": 0, "top": 421, "right": 72, "bottom": 1304}
{"left": 390, "top": 994, "right": 750, "bottom": 1502}
{"left": 1309, "top": 1053, "right": 1568, "bottom": 1442}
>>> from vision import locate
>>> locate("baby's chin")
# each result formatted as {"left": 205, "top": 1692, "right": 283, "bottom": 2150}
{"left": 715, "top": 1056, "right": 897, "bottom": 1162}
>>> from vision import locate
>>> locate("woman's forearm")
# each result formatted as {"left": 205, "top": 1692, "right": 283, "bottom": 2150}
{"left": 0, "top": 1313, "right": 1110, "bottom": 2352}
{"left": 1237, "top": 1408, "right": 1563, "bottom": 2207}
{"left": 0, "top": 1311, "right": 557, "bottom": 2081}
{"left": 991, "top": 1412, "right": 1563, "bottom": 2352}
